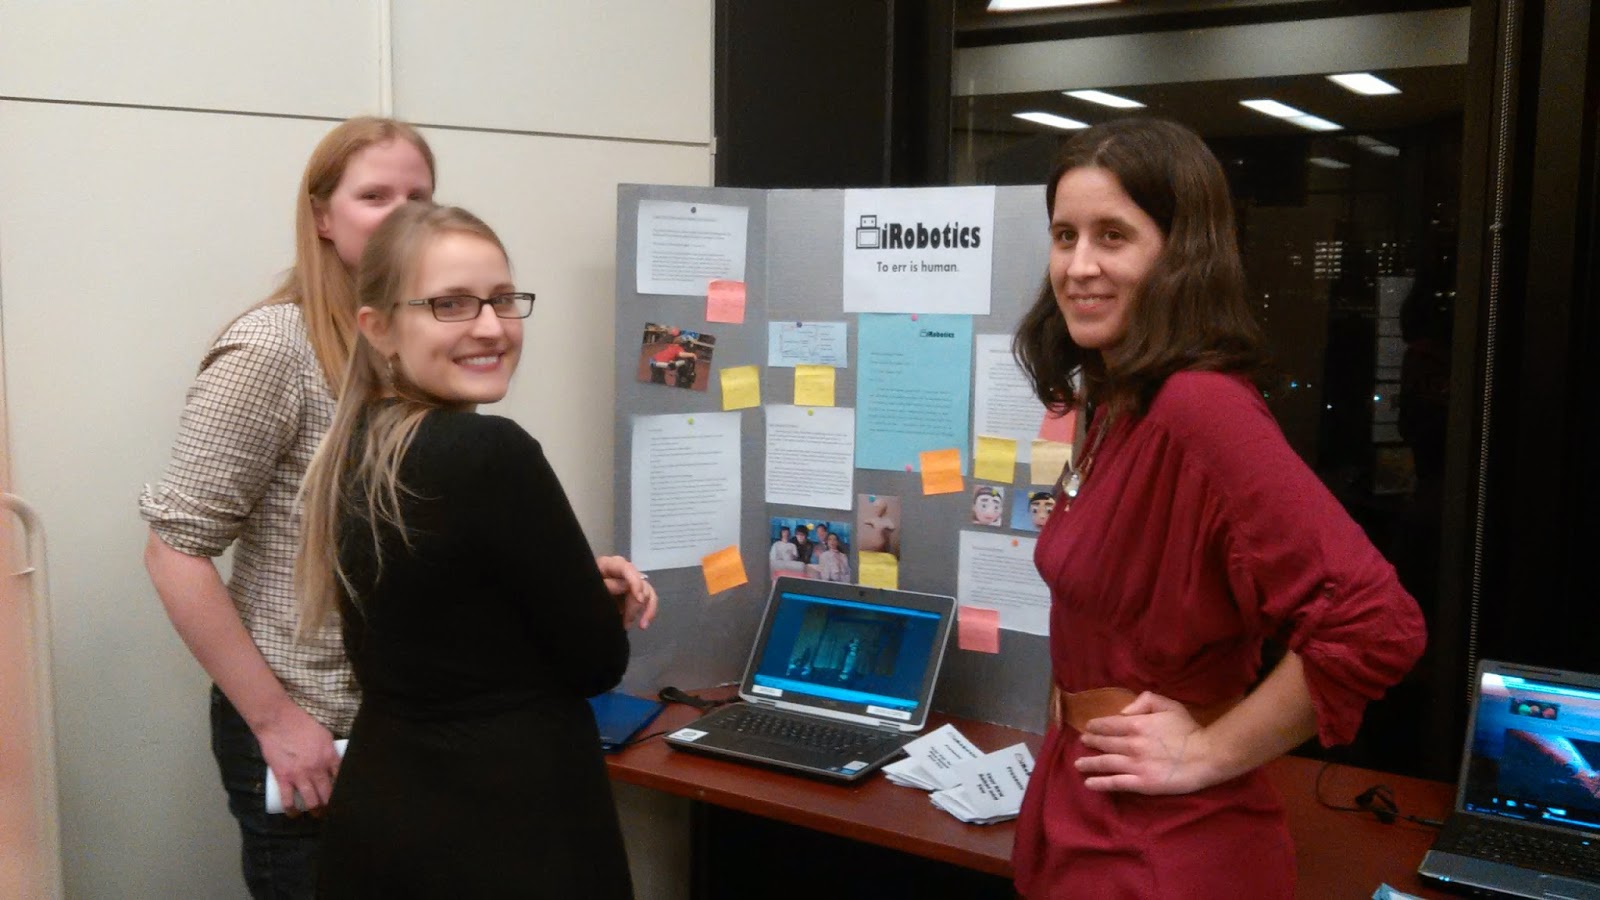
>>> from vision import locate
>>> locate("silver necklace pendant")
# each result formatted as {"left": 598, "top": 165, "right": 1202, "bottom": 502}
{"left": 1063, "top": 468, "right": 1082, "bottom": 500}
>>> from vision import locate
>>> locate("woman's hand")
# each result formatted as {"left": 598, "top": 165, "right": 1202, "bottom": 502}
{"left": 254, "top": 701, "right": 341, "bottom": 816}
{"left": 1074, "top": 691, "right": 1223, "bottom": 795}
{"left": 595, "top": 555, "right": 657, "bottom": 630}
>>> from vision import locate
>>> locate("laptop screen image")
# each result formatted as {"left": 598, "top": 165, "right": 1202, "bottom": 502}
{"left": 743, "top": 586, "right": 946, "bottom": 728}
{"left": 1460, "top": 668, "right": 1600, "bottom": 836}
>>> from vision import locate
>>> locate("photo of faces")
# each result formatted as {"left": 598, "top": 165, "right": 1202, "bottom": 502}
{"left": 769, "top": 517, "right": 854, "bottom": 583}
{"left": 971, "top": 485, "right": 1006, "bottom": 527}
{"left": 1011, "top": 489, "right": 1056, "bottom": 532}
{"left": 636, "top": 322, "right": 717, "bottom": 391}
{"left": 856, "top": 494, "right": 901, "bottom": 559}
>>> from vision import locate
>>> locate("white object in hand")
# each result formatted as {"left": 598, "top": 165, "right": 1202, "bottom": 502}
{"left": 265, "top": 739, "right": 348, "bottom": 814}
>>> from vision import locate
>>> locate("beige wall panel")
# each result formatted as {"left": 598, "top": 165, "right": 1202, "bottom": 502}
{"left": 393, "top": 1, "right": 712, "bottom": 143}
{"left": 0, "top": 100, "right": 340, "bottom": 899}
{"left": 419, "top": 126, "right": 711, "bottom": 551}
{"left": 0, "top": 2, "right": 378, "bottom": 116}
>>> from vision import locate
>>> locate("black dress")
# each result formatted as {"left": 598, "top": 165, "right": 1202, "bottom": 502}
{"left": 318, "top": 408, "right": 633, "bottom": 898}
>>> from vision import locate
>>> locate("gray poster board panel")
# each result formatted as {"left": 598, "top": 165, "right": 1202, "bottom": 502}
{"left": 613, "top": 183, "right": 1054, "bottom": 732}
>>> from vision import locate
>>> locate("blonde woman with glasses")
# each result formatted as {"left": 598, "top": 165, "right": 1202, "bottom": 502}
{"left": 297, "top": 202, "right": 653, "bottom": 897}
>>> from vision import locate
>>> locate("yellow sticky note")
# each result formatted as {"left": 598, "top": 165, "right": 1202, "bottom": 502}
{"left": 701, "top": 546, "right": 748, "bottom": 595}
{"left": 706, "top": 279, "right": 746, "bottom": 324}
{"left": 974, "top": 435, "right": 1018, "bottom": 484}
{"left": 1031, "top": 439, "right": 1073, "bottom": 486}
{"left": 793, "top": 364, "right": 836, "bottom": 407}
{"left": 919, "top": 448, "right": 964, "bottom": 495}
{"left": 720, "top": 365, "right": 761, "bottom": 410}
{"left": 858, "top": 551, "right": 899, "bottom": 590}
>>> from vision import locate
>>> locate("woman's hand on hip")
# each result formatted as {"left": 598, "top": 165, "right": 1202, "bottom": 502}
{"left": 1073, "top": 691, "right": 1223, "bottom": 795}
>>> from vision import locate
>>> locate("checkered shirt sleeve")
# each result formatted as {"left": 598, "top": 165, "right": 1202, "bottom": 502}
{"left": 140, "top": 303, "right": 357, "bottom": 733}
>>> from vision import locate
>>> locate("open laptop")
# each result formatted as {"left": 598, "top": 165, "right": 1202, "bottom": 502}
{"left": 663, "top": 576, "right": 955, "bottom": 783}
{"left": 1419, "top": 660, "right": 1600, "bottom": 898}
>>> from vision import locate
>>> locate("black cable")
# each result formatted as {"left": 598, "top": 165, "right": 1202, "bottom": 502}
{"left": 611, "top": 685, "right": 744, "bottom": 750}
{"left": 616, "top": 726, "right": 675, "bottom": 749}
{"left": 1314, "top": 761, "right": 1444, "bottom": 829}
{"left": 657, "top": 685, "right": 739, "bottom": 711}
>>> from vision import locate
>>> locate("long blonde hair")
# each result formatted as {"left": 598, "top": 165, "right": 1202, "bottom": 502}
{"left": 296, "top": 203, "right": 509, "bottom": 636}
{"left": 261, "top": 117, "right": 437, "bottom": 390}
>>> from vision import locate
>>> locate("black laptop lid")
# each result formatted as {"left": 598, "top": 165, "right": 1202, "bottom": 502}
{"left": 738, "top": 577, "right": 955, "bottom": 732}
{"left": 1456, "top": 660, "right": 1600, "bottom": 837}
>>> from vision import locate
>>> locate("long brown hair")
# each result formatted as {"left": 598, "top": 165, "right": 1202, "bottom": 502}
{"left": 1012, "top": 117, "right": 1270, "bottom": 417}
{"left": 295, "top": 203, "right": 509, "bottom": 636}
{"left": 259, "top": 117, "right": 436, "bottom": 391}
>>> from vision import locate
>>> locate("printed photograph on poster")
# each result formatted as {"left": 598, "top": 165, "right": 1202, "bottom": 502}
{"left": 857, "top": 494, "right": 901, "bottom": 558}
{"left": 972, "top": 485, "right": 1006, "bottom": 527}
{"left": 769, "top": 517, "right": 853, "bottom": 583}
{"left": 636, "top": 323, "right": 717, "bottom": 391}
{"left": 1010, "top": 490, "right": 1054, "bottom": 532}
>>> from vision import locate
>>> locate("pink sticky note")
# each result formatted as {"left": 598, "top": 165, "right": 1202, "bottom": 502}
{"left": 1038, "top": 406, "right": 1077, "bottom": 443}
{"left": 706, "top": 280, "right": 747, "bottom": 324}
{"left": 958, "top": 606, "right": 1001, "bottom": 654}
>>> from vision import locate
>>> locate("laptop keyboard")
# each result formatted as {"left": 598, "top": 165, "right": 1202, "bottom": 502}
{"left": 1449, "top": 818, "right": 1600, "bottom": 881}
{"left": 718, "top": 706, "right": 905, "bottom": 757}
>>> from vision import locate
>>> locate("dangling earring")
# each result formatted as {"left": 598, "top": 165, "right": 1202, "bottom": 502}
{"left": 386, "top": 355, "right": 401, "bottom": 386}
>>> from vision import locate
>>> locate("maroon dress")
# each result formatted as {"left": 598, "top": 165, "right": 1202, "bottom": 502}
{"left": 1012, "top": 371, "right": 1427, "bottom": 899}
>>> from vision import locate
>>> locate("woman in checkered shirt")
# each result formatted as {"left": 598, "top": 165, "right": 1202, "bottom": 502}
{"left": 140, "top": 117, "right": 437, "bottom": 898}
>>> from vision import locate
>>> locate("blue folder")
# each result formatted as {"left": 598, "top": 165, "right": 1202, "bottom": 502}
{"left": 588, "top": 691, "right": 665, "bottom": 752}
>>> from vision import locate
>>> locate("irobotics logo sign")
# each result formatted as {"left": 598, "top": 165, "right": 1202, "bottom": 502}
{"left": 854, "top": 214, "right": 982, "bottom": 250}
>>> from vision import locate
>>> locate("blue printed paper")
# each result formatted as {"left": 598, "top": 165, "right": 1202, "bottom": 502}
{"left": 855, "top": 314, "right": 973, "bottom": 472}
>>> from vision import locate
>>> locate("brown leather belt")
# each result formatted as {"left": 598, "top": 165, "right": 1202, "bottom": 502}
{"left": 1050, "top": 686, "right": 1240, "bottom": 733}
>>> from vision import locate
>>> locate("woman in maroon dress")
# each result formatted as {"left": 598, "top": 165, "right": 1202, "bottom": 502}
{"left": 1009, "top": 118, "right": 1427, "bottom": 898}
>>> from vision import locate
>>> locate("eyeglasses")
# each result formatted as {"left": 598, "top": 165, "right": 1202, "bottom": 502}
{"left": 405, "top": 292, "right": 535, "bottom": 322}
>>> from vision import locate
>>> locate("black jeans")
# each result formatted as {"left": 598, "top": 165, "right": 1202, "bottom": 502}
{"left": 210, "top": 686, "right": 323, "bottom": 899}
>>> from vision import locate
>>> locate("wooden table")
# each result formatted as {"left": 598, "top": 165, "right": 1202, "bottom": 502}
{"left": 606, "top": 696, "right": 1457, "bottom": 897}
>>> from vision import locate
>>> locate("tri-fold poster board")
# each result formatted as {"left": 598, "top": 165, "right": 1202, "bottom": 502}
{"left": 612, "top": 183, "right": 1064, "bottom": 731}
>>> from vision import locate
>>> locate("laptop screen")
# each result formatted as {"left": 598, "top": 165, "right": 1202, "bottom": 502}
{"left": 1461, "top": 666, "right": 1600, "bottom": 835}
{"left": 743, "top": 582, "right": 950, "bottom": 727}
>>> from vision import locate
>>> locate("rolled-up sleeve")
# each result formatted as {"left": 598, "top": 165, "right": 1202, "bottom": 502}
{"left": 1204, "top": 386, "right": 1427, "bottom": 746}
{"left": 140, "top": 318, "right": 305, "bottom": 557}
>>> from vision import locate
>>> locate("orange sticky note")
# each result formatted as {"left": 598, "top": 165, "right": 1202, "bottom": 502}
{"left": 701, "top": 546, "right": 748, "bottom": 595}
{"left": 919, "top": 448, "right": 964, "bottom": 495}
{"left": 958, "top": 606, "right": 1001, "bottom": 653}
{"left": 1039, "top": 407, "right": 1077, "bottom": 444}
{"left": 706, "top": 279, "right": 746, "bottom": 324}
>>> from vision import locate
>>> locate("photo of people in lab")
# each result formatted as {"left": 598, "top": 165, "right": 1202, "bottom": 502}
{"left": 769, "top": 517, "right": 852, "bottom": 583}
